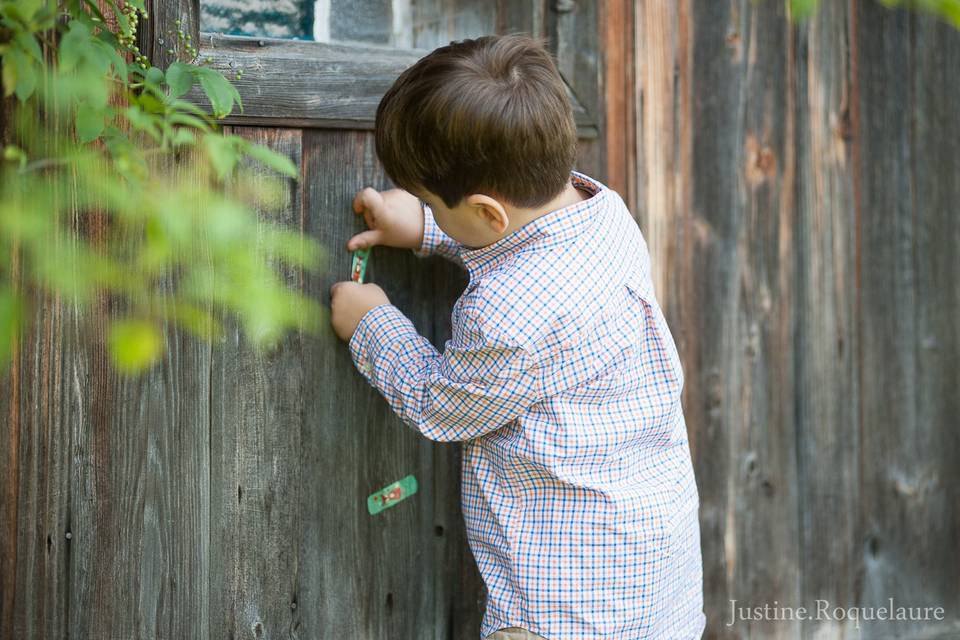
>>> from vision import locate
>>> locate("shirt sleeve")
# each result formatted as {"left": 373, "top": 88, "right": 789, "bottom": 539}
{"left": 348, "top": 303, "right": 543, "bottom": 442}
{"left": 411, "top": 200, "right": 466, "bottom": 268}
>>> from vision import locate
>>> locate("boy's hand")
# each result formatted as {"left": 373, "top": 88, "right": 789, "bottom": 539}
{"left": 348, "top": 187, "right": 424, "bottom": 251}
{"left": 329, "top": 281, "right": 390, "bottom": 342}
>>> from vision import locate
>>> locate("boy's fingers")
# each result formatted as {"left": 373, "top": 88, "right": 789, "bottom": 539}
{"left": 330, "top": 280, "right": 353, "bottom": 298}
{"left": 347, "top": 229, "right": 383, "bottom": 251}
{"left": 352, "top": 187, "right": 380, "bottom": 215}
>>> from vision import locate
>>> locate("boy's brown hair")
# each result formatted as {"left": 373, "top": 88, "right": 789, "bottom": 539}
{"left": 375, "top": 34, "right": 577, "bottom": 210}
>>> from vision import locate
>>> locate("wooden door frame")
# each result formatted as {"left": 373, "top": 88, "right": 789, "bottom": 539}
{"left": 143, "top": 0, "right": 599, "bottom": 136}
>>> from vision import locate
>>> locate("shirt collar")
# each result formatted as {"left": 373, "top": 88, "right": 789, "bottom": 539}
{"left": 458, "top": 170, "right": 608, "bottom": 280}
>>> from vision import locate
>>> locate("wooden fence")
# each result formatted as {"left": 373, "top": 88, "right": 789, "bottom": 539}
{"left": 2, "top": 1, "right": 959, "bottom": 639}
{"left": 628, "top": 2, "right": 960, "bottom": 637}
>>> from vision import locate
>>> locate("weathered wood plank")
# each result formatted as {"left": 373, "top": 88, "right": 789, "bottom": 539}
{"left": 0, "top": 174, "right": 213, "bottom": 640}
{"left": 854, "top": 2, "right": 960, "bottom": 637}
{"left": 410, "top": 0, "right": 496, "bottom": 50}
{"left": 207, "top": 127, "right": 305, "bottom": 640}
{"left": 645, "top": 2, "right": 803, "bottom": 636}
{"left": 188, "top": 33, "right": 597, "bottom": 136}
{"left": 1, "top": 287, "right": 79, "bottom": 639}
{"left": 294, "top": 128, "right": 469, "bottom": 638}
{"left": 76, "top": 236, "right": 212, "bottom": 637}
{"left": 792, "top": 1, "right": 860, "bottom": 636}
{"left": 142, "top": 0, "right": 200, "bottom": 70}
{"left": 545, "top": 0, "right": 601, "bottom": 135}
{"left": 601, "top": 0, "right": 637, "bottom": 211}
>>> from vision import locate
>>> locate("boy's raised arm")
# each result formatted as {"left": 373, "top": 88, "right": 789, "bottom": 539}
{"left": 348, "top": 301, "right": 542, "bottom": 442}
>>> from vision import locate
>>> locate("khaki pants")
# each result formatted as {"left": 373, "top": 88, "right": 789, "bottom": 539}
{"left": 485, "top": 628, "right": 548, "bottom": 640}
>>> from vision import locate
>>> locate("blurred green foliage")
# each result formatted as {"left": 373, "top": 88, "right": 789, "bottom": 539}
{"left": 788, "top": 0, "right": 960, "bottom": 27}
{"left": 1, "top": 1, "right": 325, "bottom": 373}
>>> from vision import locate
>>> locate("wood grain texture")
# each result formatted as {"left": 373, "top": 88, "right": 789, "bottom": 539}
{"left": 190, "top": 33, "right": 598, "bottom": 137}
{"left": 602, "top": 0, "right": 637, "bottom": 214}
{"left": 208, "top": 127, "right": 305, "bottom": 640}
{"left": 292, "top": 128, "right": 467, "bottom": 638}
{"left": 635, "top": 1, "right": 960, "bottom": 637}
{"left": 643, "top": 1, "right": 794, "bottom": 638}
{"left": 411, "top": 0, "right": 495, "bottom": 50}
{"left": 0, "top": 160, "right": 213, "bottom": 639}
{"left": 792, "top": 0, "right": 859, "bottom": 634}
{"left": 853, "top": 2, "right": 960, "bottom": 637}
{"left": 142, "top": 0, "right": 201, "bottom": 70}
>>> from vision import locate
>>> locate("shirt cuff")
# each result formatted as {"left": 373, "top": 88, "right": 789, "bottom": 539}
{"left": 348, "top": 303, "right": 419, "bottom": 384}
{"left": 412, "top": 200, "right": 442, "bottom": 258}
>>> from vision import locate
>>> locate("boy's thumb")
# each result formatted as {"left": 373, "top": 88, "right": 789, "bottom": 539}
{"left": 347, "top": 229, "right": 383, "bottom": 250}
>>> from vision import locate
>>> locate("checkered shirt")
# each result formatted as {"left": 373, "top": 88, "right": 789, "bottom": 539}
{"left": 349, "top": 170, "right": 705, "bottom": 639}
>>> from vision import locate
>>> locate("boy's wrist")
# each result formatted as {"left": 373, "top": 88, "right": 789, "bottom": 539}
{"left": 413, "top": 199, "right": 434, "bottom": 257}
{"left": 348, "top": 303, "right": 415, "bottom": 379}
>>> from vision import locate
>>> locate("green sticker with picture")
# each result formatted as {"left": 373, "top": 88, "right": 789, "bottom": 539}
{"left": 367, "top": 474, "right": 418, "bottom": 515}
{"left": 351, "top": 247, "right": 370, "bottom": 284}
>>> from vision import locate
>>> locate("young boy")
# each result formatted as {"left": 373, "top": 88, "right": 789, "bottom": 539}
{"left": 329, "top": 34, "right": 705, "bottom": 639}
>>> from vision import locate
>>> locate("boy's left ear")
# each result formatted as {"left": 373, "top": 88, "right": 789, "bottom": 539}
{"left": 466, "top": 194, "right": 509, "bottom": 233}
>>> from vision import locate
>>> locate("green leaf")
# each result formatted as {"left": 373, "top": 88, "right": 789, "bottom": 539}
{"left": 195, "top": 67, "right": 241, "bottom": 118}
{"left": 145, "top": 66, "right": 164, "bottom": 88}
{"left": 0, "top": 288, "right": 23, "bottom": 370}
{"left": 76, "top": 102, "right": 105, "bottom": 143}
{"left": 108, "top": 320, "right": 164, "bottom": 373}
{"left": 789, "top": 0, "right": 820, "bottom": 20}
{"left": 59, "top": 20, "right": 92, "bottom": 72}
{"left": 136, "top": 90, "right": 166, "bottom": 114}
{"left": 170, "top": 128, "right": 196, "bottom": 147}
{"left": 1, "top": 55, "right": 16, "bottom": 98}
{"left": 90, "top": 38, "right": 128, "bottom": 84}
{"left": 15, "top": 32, "right": 43, "bottom": 62}
{"left": 245, "top": 143, "right": 298, "bottom": 179}
{"left": 202, "top": 133, "right": 241, "bottom": 179}
{"left": 165, "top": 62, "right": 194, "bottom": 98}
{"left": 3, "top": 145, "right": 27, "bottom": 169}
{"left": 170, "top": 98, "right": 212, "bottom": 118}
{"left": 169, "top": 112, "right": 211, "bottom": 131}
{"left": 0, "top": 47, "right": 37, "bottom": 102}
{"left": 124, "top": 105, "right": 162, "bottom": 142}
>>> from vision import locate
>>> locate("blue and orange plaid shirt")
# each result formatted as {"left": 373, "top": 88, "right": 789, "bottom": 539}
{"left": 349, "top": 170, "right": 705, "bottom": 639}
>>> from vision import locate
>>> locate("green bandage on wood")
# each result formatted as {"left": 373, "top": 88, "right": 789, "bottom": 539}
{"left": 351, "top": 247, "right": 370, "bottom": 283}
{"left": 367, "top": 474, "right": 418, "bottom": 515}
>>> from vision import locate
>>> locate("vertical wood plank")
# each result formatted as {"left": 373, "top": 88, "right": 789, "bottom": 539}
{"left": 295, "top": 128, "right": 468, "bottom": 638}
{"left": 650, "top": 1, "right": 803, "bottom": 635}
{"left": 602, "top": 0, "right": 637, "bottom": 213}
{"left": 411, "top": 0, "right": 497, "bottom": 50}
{"left": 854, "top": 3, "right": 960, "bottom": 636}
{"left": 545, "top": 0, "right": 600, "bottom": 126}
{"left": 142, "top": 0, "right": 200, "bottom": 70}
{"left": 1, "top": 164, "right": 213, "bottom": 640}
{"left": 208, "top": 127, "right": 304, "bottom": 640}
{"left": 2, "top": 288, "right": 79, "bottom": 639}
{"left": 792, "top": 1, "right": 860, "bottom": 636}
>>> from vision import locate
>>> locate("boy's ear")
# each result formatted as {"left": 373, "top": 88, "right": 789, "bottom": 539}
{"left": 465, "top": 194, "right": 509, "bottom": 233}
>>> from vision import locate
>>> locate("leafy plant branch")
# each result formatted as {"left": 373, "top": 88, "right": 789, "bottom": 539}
{"left": 1, "top": 0, "right": 325, "bottom": 373}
